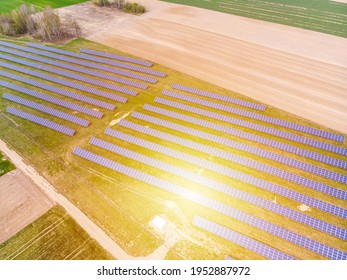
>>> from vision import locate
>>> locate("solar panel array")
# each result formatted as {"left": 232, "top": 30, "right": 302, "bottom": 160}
{"left": 143, "top": 104, "right": 347, "bottom": 169}
{"left": 72, "top": 147, "right": 346, "bottom": 260}
{"left": 169, "top": 87, "right": 344, "bottom": 143}
{"left": 0, "top": 60, "right": 128, "bottom": 103}
{"left": 0, "top": 52, "right": 137, "bottom": 96}
{"left": 0, "top": 46, "right": 148, "bottom": 90}
{"left": 7, "top": 107, "right": 75, "bottom": 136}
{"left": 27, "top": 43, "right": 167, "bottom": 78}
{"left": 80, "top": 48, "right": 153, "bottom": 67}
{"left": 110, "top": 120, "right": 347, "bottom": 219}
{"left": 3, "top": 93, "right": 90, "bottom": 127}
{"left": 0, "top": 69, "right": 115, "bottom": 110}
{"left": 0, "top": 80, "right": 103, "bottom": 118}
{"left": 0, "top": 41, "right": 157, "bottom": 83}
{"left": 193, "top": 216, "right": 295, "bottom": 260}
{"left": 172, "top": 84, "right": 266, "bottom": 111}
{"left": 119, "top": 119, "right": 347, "bottom": 205}
{"left": 99, "top": 131, "right": 347, "bottom": 237}
{"left": 160, "top": 92, "right": 346, "bottom": 156}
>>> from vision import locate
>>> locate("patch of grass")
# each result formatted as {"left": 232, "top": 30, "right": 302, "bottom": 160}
{"left": 161, "top": 0, "right": 347, "bottom": 38}
{"left": 0, "top": 206, "right": 113, "bottom": 260}
{"left": 0, "top": 151, "right": 15, "bottom": 177}
{"left": 0, "top": 0, "right": 88, "bottom": 14}
{"left": 0, "top": 37, "right": 346, "bottom": 260}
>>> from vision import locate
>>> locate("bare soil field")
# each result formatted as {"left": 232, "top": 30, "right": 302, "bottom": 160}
{"left": 0, "top": 170, "right": 53, "bottom": 244}
{"left": 58, "top": 0, "right": 347, "bottom": 134}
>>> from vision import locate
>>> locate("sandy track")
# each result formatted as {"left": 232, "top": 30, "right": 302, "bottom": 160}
{"left": 59, "top": 0, "right": 347, "bottom": 134}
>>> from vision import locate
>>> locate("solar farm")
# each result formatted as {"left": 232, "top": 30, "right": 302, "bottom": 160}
{"left": 0, "top": 37, "right": 346, "bottom": 260}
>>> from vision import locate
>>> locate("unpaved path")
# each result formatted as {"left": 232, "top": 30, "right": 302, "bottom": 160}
{"left": 58, "top": 0, "right": 347, "bottom": 134}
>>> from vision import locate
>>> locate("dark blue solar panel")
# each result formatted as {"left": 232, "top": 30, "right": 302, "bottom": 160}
{"left": 126, "top": 115, "right": 346, "bottom": 219}
{"left": 0, "top": 69, "right": 115, "bottom": 110}
{"left": 7, "top": 107, "right": 75, "bottom": 136}
{"left": 193, "top": 216, "right": 295, "bottom": 260}
{"left": 0, "top": 46, "right": 148, "bottom": 90}
{"left": 3, "top": 93, "right": 90, "bottom": 127}
{"left": 172, "top": 84, "right": 266, "bottom": 111}
{"left": 0, "top": 60, "right": 127, "bottom": 103}
{"left": 160, "top": 93, "right": 346, "bottom": 156}
{"left": 0, "top": 41, "right": 157, "bottom": 83}
{"left": 100, "top": 130, "right": 347, "bottom": 238}
{"left": 143, "top": 104, "right": 347, "bottom": 169}
{"left": 0, "top": 80, "right": 102, "bottom": 118}
{"left": 169, "top": 87, "right": 344, "bottom": 143}
{"left": 27, "top": 43, "right": 166, "bottom": 77}
{"left": 80, "top": 48, "right": 153, "bottom": 67}
{"left": 72, "top": 147, "right": 346, "bottom": 260}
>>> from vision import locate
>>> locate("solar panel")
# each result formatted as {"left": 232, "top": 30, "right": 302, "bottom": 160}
{"left": 0, "top": 46, "right": 148, "bottom": 90}
{"left": 27, "top": 43, "right": 167, "bottom": 77}
{"left": 126, "top": 115, "right": 346, "bottom": 219}
{"left": 7, "top": 107, "right": 75, "bottom": 136}
{"left": 0, "top": 69, "right": 115, "bottom": 110}
{"left": 143, "top": 104, "right": 347, "bottom": 169}
{"left": 80, "top": 48, "right": 153, "bottom": 67}
{"left": 118, "top": 119, "right": 347, "bottom": 202}
{"left": 0, "top": 52, "right": 137, "bottom": 96}
{"left": 0, "top": 60, "right": 128, "bottom": 103}
{"left": 3, "top": 93, "right": 90, "bottom": 127}
{"left": 193, "top": 216, "right": 295, "bottom": 260}
{"left": 72, "top": 147, "right": 346, "bottom": 260}
{"left": 159, "top": 93, "right": 346, "bottom": 156}
{"left": 0, "top": 80, "right": 102, "bottom": 118}
{"left": 0, "top": 41, "right": 157, "bottom": 83}
{"left": 169, "top": 86, "right": 344, "bottom": 143}
{"left": 172, "top": 84, "right": 266, "bottom": 111}
{"left": 100, "top": 130, "right": 347, "bottom": 237}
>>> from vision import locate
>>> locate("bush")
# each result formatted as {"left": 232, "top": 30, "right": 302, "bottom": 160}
{"left": 92, "top": 0, "right": 110, "bottom": 7}
{"left": 123, "top": 2, "right": 146, "bottom": 14}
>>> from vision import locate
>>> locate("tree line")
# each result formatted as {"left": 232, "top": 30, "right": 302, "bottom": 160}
{"left": 93, "top": 0, "right": 146, "bottom": 14}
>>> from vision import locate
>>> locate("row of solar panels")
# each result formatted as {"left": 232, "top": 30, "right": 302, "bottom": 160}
{"left": 0, "top": 70, "right": 115, "bottom": 110}
{"left": 171, "top": 84, "right": 344, "bottom": 143}
{"left": 113, "top": 117, "right": 347, "bottom": 218}
{"left": 72, "top": 147, "right": 346, "bottom": 259}
{"left": 162, "top": 90, "right": 346, "bottom": 155}
{"left": 0, "top": 60, "right": 128, "bottom": 104}
{"left": 0, "top": 51, "right": 138, "bottom": 96}
{"left": 144, "top": 104, "right": 347, "bottom": 169}
{"left": 96, "top": 131, "right": 346, "bottom": 236}
{"left": 0, "top": 41, "right": 158, "bottom": 83}
{"left": 27, "top": 43, "right": 167, "bottom": 78}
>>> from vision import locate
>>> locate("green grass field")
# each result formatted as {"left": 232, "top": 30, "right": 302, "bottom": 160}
{"left": 0, "top": 206, "right": 113, "bottom": 259}
{"left": 0, "top": 151, "right": 15, "bottom": 177}
{"left": 0, "top": 0, "right": 88, "bottom": 13}
{"left": 162, "top": 0, "right": 347, "bottom": 38}
{"left": 0, "top": 36, "right": 346, "bottom": 259}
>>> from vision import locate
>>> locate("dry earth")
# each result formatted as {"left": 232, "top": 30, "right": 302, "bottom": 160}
{"left": 0, "top": 169, "right": 53, "bottom": 244}
{"left": 58, "top": 0, "right": 347, "bottom": 135}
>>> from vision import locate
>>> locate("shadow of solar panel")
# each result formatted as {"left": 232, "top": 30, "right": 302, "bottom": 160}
{"left": 100, "top": 130, "right": 347, "bottom": 237}
{"left": 0, "top": 51, "right": 138, "bottom": 96}
{"left": 193, "top": 216, "right": 295, "bottom": 260}
{"left": 0, "top": 41, "right": 157, "bottom": 84}
{"left": 0, "top": 69, "right": 115, "bottom": 110}
{"left": 0, "top": 60, "right": 128, "bottom": 103}
{"left": 0, "top": 80, "right": 103, "bottom": 118}
{"left": 27, "top": 43, "right": 166, "bottom": 77}
{"left": 72, "top": 147, "right": 346, "bottom": 259}
{"left": 160, "top": 92, "right": 346, "bottom": 156}
{"left": 80, "top": 48, "right": 153, "bottom": 67}
{"left": 3, "top": 93, "right": 90, "bottom": 127}
{"left": 143, "top": 104, "right": 347, "bottom": 169}
{"left": 172, "top": 84, "right": 266, "bottom": 111}
{"left": 169, "top": 86, "right": 344, "bottom": 143}
{"left": 126, "top": 114, "right": 346, "bottom": 218}
{"left": 7, "top": 107, "right": 75, "bottom": 136}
